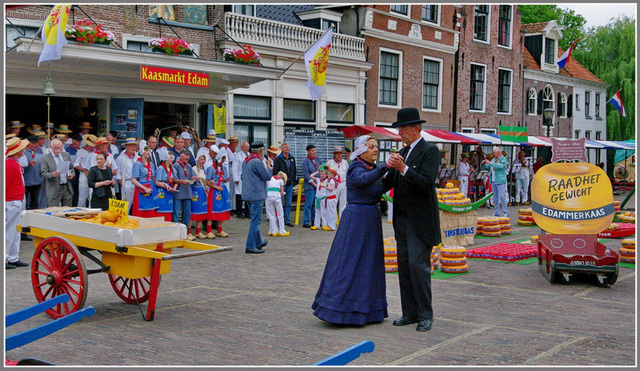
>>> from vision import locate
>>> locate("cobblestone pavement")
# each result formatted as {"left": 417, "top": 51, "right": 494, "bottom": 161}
{"left": 4, "top": 193, "right": 636, "bottom": 367}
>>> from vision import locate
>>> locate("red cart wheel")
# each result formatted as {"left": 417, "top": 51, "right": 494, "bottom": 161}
{"left": 108, "top": 274, "right": 160, "bottom": 304}
{"left": 31, "top": 236, "right": 88, "bottom": 319}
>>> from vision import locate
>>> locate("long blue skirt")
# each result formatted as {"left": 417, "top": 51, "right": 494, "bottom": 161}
{"left": 311, "top": 204, "right": 388, "bottom": 325}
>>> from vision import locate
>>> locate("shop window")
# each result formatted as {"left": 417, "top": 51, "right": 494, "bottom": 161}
{"left": 234, "top": 123, "right": 270, "bottom": 147}
{"left": 379, "top": 50, "right": 400, "bottom": 106}
{"left": 423, "top": 58, "right": 441, "bottom": 110}
{"left": 284, "top": 99, "right": 315, "bottom": 122}
{"left": 497, "top": 69, "right": 512, "bottom": 113}
{"left": 327, "top": 102, "right": 354, "bottom": 124}
{"left": 596, "top": 131, "right": 601, "bottom": 140}
{"left": 498, "top": 5, "right": 512, "bottom": 47}
{"left": 474, "top": 5, "right": 489, "bottom": 42}
{"left": 126, "top": 40, "right": 148, "bottom": 52}
{"left": 470, "top": 63, "right": 486, "bottom": 111}
{"left": 6, "top": 24, "right": 39, "bottom": 50}
{"left": 527, "top": 88, "right": 537, "bottom": 115}
{"left": 544, "top": 38, "right": 555, "bottom": 64}
{"left": 422, "top": 5, "right": 438, "bottom": 24}
{"left": 233, "top": 5, "right": 255, "bottom": 16}
{"left": 390, "top": 5, "right": 408, "bottom": 16}
{"left": 234, "top": 95, "right": 271, "bottom": 120}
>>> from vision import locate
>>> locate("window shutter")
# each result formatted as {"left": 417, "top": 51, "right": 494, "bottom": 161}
{"left": 525, "top": 94, "right": 529, "bottom": 114}
{"left": 567, "top": 94, "right": 573, "bottom": 118}
{"left": 537, "top": 90, "right": 543, "bottom": 115}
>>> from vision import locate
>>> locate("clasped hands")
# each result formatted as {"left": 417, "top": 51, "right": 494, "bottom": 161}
{"left": 386, "top": 152, "right": 406, "bottom": 173}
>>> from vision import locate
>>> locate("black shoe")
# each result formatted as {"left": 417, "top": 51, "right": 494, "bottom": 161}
{"left": 20, "top": 234, "right": 32, "bottom": 241}
{"left": 392, "top": 317, "right": 418, "bottom": 326}
{"left": 416, "top": 318, "right": 433, "bottom": 332}
{"left": 237, "top": 214, "right": 245, "bottom": 219}
{"left": 285, "top": 222, "right": 295, "bottom": 227}
{"left": 11, "top": 260, "right": 29, "bottom": 267}
{"left": 5, "top": 262, "right": 16, "bottom": 269}
{"left": 257, "top": 240, "right": 268, "bottom": 250}
{"left": 245, "top": 248, "right": 265, "bottom": 254}
{"left": 303, "top": 224, "right": 311, "bottom": 228}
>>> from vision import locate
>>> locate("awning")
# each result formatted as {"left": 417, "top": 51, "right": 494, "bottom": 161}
{"left": 598, "top": 140, "right": 636, "bottom": 150}
{"left": 425, "top": 130, "right": 480, "bottom": 144}
{"left": 6, "top": 37, "right": 285, "bottom": 100}
{"left": 339, "top": 125, "right": 401, "bottom": 140}
{"left": 455, "top": 133, "right": 501, "bottom": 144}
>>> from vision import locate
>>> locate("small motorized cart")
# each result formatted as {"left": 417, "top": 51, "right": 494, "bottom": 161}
{"left": 18, "top": 209, "right": 231, "bottom": 321}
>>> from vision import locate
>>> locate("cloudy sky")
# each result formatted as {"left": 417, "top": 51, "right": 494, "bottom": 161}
{"left": 556, "top": 3, "right": 637, "bottom": 29}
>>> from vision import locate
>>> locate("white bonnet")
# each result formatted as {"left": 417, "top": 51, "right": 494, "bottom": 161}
{"left": 350, "top": 135, "right": 373, "bottom": 161}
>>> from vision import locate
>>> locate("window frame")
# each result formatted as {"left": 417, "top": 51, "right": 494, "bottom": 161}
{"left": 585, "top": 130, "right": 591, "bottom": 139}
{"left": 575, "top": 93, "right": 581, "bottom": 111}
{"left": 469, "top": 62, "right": 487, "bottom": 112}
{"left": 575, "top": 130, "right": 580, "bottom": 139}
{"left": 497, "top": 5, "right": 513, "bottom": 49}
{"left": 326, "top": 102, "right": 355, "bottom": 125}
{"left": 544, "top": 38, "right": 555, "bottom": 65}
{"left": 528, "top": 88, "right": 537, "bottom": 116}
{"left": 283, "top": 98, "right": 316, "bottom": 123}
{"left": 585, "top": 91, "right": 591, "bottom": 118}
{"left": 422, "top": 56, "right": 443, "bottom": 112}
{"left": 233, "top": 94, "right": 272, "bottom": 120}
{"left": 543, "top": 84, "right": 555, "bottom": 127}
{"left": 390, "top": 5, "right": 410, "bottom": 18}
{"left": 497, "top": 68, "right": 513, "bottom": 114}
{"left": 595, "top": 92, "right": 601, "bottom": 119}
{"left": 558, "top": 92, "right": 567, "bottom": 118}
{"left": 378, "top": 48, "right": 402, "bottom": 108}
{"left": 421, "top": 5, "right": 439, "bottom": 25}
{"left": 233, "top": 5, "right": 255, "bottom": 17}
{"left": 473, "top": 5, "right": 491, "bottom": 44}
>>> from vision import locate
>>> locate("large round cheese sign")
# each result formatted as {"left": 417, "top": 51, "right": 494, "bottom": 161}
{"left": 531, "top": 163, "right": 614, "bottom": 234}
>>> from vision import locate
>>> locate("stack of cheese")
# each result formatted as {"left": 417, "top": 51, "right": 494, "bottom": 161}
{"left": 517, "top": 208, "right": 536, "bottom": 226}
{"left": 384, "top": 237, "right": 398, "bottom": 273}
{"left": 614, "top": 201, "right": 621, "bottom": 214}
{"left": 499, "top": 216, "right": 511, "bottom": 235}
{"left": 437, "top": 183, "right": 471, "bottom": 206}
{"left": 479, "top": 216, "right": 502, "bottom": 237}
{"left": 530, "top": 235, "right": 539, "bottom": 244}
{"left": 439, "top": 245, "right": 468, "bottom": 273}
{"left": 430, "top": 244, "right": 441, "bottom": 275}
{"left": 604, "top": 222, "right": 621, "bottom": 232}
{"left": 619, "top": 239, "right": 635, "bottom": 264}
{"left": 618, "top": 211, "right": 636, "bottom": 224}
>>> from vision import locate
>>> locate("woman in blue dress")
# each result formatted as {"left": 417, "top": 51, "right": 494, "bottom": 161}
{"left": 131, "top": 145, "right": 158, "bottom": 217}
{"left": 190, "top": 154, "right": 209, "bottom": 239}
{"left": 154, "top": 148, "right": 177, "bottom": 222}
{"left": 312, "top": 135, "right": 389, "bottom": 325}
{"left": 205, "top": 148, "right": 232, "bottom": 238}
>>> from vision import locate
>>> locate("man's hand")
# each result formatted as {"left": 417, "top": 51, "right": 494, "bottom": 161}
{"left": 52, "top": 170, "right": 60, "bottom": 178}
{"left": 386, "top": 153, "right": 406, "bottom": 172}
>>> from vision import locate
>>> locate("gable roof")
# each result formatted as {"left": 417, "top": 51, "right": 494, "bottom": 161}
{"left": 523, "top": 45, "right": 604, "bottom": 84}
{"left": 521, "top": 21, "right": 549, "bottom": 34}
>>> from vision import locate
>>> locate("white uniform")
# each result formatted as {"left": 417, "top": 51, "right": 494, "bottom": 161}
{"left": 513, "top": 157, "right": 533, "bottom": 204}
{"left": 74, "top": 146, "right": 92, "bottom": 207}
{"left": 227, "top": 150, "right": 237, "bottom": 210}
{"left": 116, "top": 152, "right": 139, "bottom": 210}
{"left": 326, "top": 158, "right": 349, "bottom": 220}
{"left": 313, "top": 177, "right": 327, "bottom": 229}
{"left": 233, "top": 150, "right": 248, "bottom": 196}
{"left": 265, "top": 176, "right": 286, "bottom": 235}
{"left": 322, "top": 177, "right": 339, "bottom": 230}
{"left": 457, "top": 160, "right": 472, "bottom": 196}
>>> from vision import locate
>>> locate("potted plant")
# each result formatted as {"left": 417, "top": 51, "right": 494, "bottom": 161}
{"left": 147, "top": 37, "right": 194, "bottom": 56}
{"left": 223, "top": 44, "right": 261, "bottom": 65}
{"left": 65, "top": 19, "right": 115, "bottom": 46}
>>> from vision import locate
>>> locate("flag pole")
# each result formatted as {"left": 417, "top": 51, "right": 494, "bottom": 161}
{"left": 277, "top": 26, "right": 333, "bottom": 79}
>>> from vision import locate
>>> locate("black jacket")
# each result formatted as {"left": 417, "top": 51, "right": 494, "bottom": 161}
{"left": 272, "top": 152, "right": 296, "bottom": 186}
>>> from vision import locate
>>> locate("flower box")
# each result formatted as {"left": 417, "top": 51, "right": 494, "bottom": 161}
{"left": 223, "top": 45, "right": 261, "bottom": 65}
{"left": 65, "top": 20, "right": 114, "bottom": 46}
{"left": 148, "top": 37, "right": 194, "bottom": 56}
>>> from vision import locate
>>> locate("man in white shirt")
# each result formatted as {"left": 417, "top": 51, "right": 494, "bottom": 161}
{"left": 233, "top": 141, "right": 250, "bottom": 218}
{"left": 513, "top": 151, "right": 533, "bottom": 205}
{"left": 74, "top": 134, "right": 97, "bottom": 207}
{"left": 116, "top": 138, "right": 140, "bottom": 210}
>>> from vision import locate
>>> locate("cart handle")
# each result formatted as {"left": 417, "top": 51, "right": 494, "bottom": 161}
{"left": 161, "top": 246, "right": 233, "bottom": 261}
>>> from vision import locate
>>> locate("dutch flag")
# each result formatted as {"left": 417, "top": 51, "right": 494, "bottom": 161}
{"left": 607, "top": 90, "right": 627, "bottom": 117}
{"left": 557, "top": 39, "right": 578, "bottom": 69}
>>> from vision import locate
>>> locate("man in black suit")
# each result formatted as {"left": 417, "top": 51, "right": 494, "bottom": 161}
{"left": 383, "top": 107, "right": 442, "bottom": 332}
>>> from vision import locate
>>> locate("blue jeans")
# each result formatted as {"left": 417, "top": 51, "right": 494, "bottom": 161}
{"left": 245, "top": 200, "right": 264, "bottom": 250}
{"left": 492, "top": 182, "right": 509, "bottom": 217}
{"left": 282, "top": 184, "right": 293, "bottom": 224}
{"left": 303, "top": 188, "right": 316, "bottom": 226}
{"left": 173, "top": 198, "right": 192, "bottom": 228}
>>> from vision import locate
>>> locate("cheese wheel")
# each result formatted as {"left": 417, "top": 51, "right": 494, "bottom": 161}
{"left": 619, "top": 247, "right": 635, "bottom": 257}
{"left": 440, "top": 263, "right": 469, "bottom": 273}
{"left": 621, "top": 239, "right": 635, "bottom": 248}
{"left": 519, "top": 208, "right": 533, "bottom": 216}
{"left": 482, "top": 231, "right": 502, "bottom": 237}
{"left": 440, "top": 245, "right": 467, "bottom": 257}
{"left": 620, "top": 256, "right": 635, "bottom": 263}
{"left": 440, "top": 256, "right": 467, "bottom": 265}
{"left": 518, "top": 220, "right": 535, "bottom": 226}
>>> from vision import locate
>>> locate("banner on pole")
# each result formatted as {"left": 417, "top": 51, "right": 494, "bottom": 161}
{"left": 498, "top": 125, "right": 528, "bottom": 143}
{"left": 304, "top": 28, "right": 332, "bottom": 101}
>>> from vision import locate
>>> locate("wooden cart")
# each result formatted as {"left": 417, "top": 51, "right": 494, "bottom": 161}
{"left": 18, "top": 210, "right": 231, "bottom": 321}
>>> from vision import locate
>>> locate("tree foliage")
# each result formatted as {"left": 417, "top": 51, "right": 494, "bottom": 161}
{"left": 519, "top": 5, "right": 586, "bottom": 50}
{"left": 573, "top": 15, "right": 636, "bottom": 140}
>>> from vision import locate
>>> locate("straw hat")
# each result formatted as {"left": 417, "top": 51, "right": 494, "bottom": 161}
{"left": 461, "top": 152, "right": 469, "bottom": 158}
{"left": 327, "top": 166, "right": 338, "bottom": 175}
{"left": 56, "top": 124, "right": 73, "bottom": 133}
{"left": 5, "top": 137, "right": 29, "bottom": 156}
{"left": 95, "top": 137, "right": 109, "bottom": 146}
{"left": 267, "top": 145, "right": 281, "bottom": 156}
{"left": 202, "top": 134, "right": 217, "bottom": 143}
{"left": 34, "top": 130, "right": 47, "bottom": 138}
{"left": 277, "top": 171, "right": 288, "bottom": 184}
{"left": 162, "top": 136, "right": 175, "bottom": 148}
{"left": 79, "top": 122, "right": 93, "bottom": 129}
{"left": 8, "top": 120, "right": 25, "bottom": 128}
{"left": 27, "top": 124, "right": 42, "bottom": 135}
{"left": 5, "top": 133, "right": 17, "bottom": 140}
{"left": 332, "top": 146, "right": 344, "bottom": 153}
{"left": 123, "top": 137, "right": 139, "bottom": 146}
{"left": 83, "top": 134, "right": 98, "bottom": 147}
{"left": 54, "top": 134, "right": 67, "bottom": 140}
{"left": 228, "top": 136, "right": 239, "bottom": 142}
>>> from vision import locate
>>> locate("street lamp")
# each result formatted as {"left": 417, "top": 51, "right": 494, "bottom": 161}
{"left": 543, "top": 107, "right": 555, "bottom": 137}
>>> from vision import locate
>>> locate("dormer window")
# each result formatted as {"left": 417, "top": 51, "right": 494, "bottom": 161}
{"left": 297, "top": 8, "right": 342, "bottom": 32}
{"left": 544, "top": 38, "right": 555, "bottom": 64}
{"left": 233, "top": 5, "right": 254, "bottom": 16}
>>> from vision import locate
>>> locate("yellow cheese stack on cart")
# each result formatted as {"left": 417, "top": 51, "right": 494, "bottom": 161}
{"left": 620, "top": 239, "right": 635, "bottom": 264}
{"left": 439, "top": 245, "right": 468, "bottom": 273}
{"left": 430, "top": 244, "right": 441, "bottom": 274}
{"left": 517, "top": 208, "right": 536, "bottom": 226}
{"left": 499, "top": 217, "right": 511, "bottom": 235}
{"left": 481, "top": 216, "right": 502, "bottom": 237}
{"left": 614, "top": 201, "right": 621, "bottom": 214}
{"left": 384, "top": 237, "right": 398, "bottom": 272}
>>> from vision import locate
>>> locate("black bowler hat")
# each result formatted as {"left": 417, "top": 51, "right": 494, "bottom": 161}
{"left": 250, "top": 141, "right": 265, "bottom": 149}
{"left": 392, "top": 107, "right": 426, "bottom": 128}
{"left": 306, "top": 144, "right": 316, "bottom": 151}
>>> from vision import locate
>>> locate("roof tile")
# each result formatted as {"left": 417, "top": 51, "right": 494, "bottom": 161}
{"left": 521, "top": 21, "right": 549, "bottom": 34}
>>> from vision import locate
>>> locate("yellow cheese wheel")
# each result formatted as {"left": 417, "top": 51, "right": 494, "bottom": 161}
{"left": 440, "top": 245, "right": 467, "bottom": 257}
{"left": 441, "top": 263, "right": 469, "bottom": 273}
{"left": 440, "top": 256, "right": 467, "bottom": 265}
